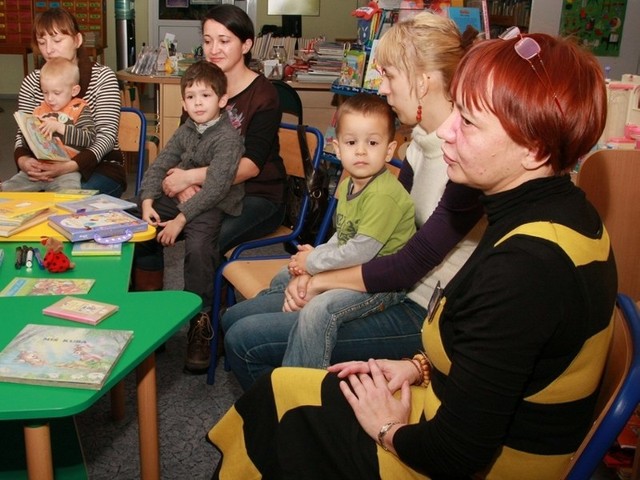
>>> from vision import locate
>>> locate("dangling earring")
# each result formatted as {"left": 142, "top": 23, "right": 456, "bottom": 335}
{"left": 416, "top": 104, "right": 423, "bottom": 123}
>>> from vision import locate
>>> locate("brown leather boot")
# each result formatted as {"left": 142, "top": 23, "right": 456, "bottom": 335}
{"left": 184, "top": 312, "right": 213, "bottom": 374}
{"left": 132, "top": 268, "right": 164, "bottom": 291}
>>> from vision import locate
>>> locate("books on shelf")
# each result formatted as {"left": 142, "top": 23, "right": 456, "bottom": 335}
{"left": 0, "top": 277, "right": 95, "bottom": 297}
{"left": 296, "top": 72, "right": 341, "bottom": 84}
{"left": 0, "top": 324, "right": 133, "bottom": 390}
{"left": 447, "top": 7, "right": 483, "bottom": 34}
{"left": 43, "top": 296, "right": 119, "bottom": 325}
{"left": 362, "top": 40, "right": 383, "bottom": 92}
{"left": 339, "top": 49, "right": 367, "bottom": 88}
{"left": 71, "top": 241, "right": 123, "bottom": 256}
{"left": 13, "top": 111, "right": 74, "bottom": 161}
{"left": 48, "top": 210, "right": 148, "bottom": 242}
{"left": 56, "top": 194, "right": 137, "bottom": 213}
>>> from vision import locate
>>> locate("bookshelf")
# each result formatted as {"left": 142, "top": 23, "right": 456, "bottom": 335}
{"left": 0, "top": 0, "right": 108, "bottom": 72}
{"left": 486, "top": 0, "right": 531, "bottom": 37}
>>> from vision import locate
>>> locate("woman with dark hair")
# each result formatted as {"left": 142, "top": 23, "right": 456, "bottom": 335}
{"left": 208, "top": 32, "right": 617, "bottom": 479}
{"left": 221, "top": 13, "right": 485, "bottom": 391}
{"left": 139, "top": 4, "right": 285, "bottom": 373}
{"left": 13, "top": 7, "right": 125, "bottom": 196}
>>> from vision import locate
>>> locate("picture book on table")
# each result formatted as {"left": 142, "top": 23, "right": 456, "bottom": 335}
{"left": 71, "top": 241, "right": 122, "bottom": 256}
{"left": 0, "top": 324, "right": 133, "bottom": 389}
{"left": 43, "top": 296, "right": 119, "bottom": 325}
{"left": 56, "top": 189, "right": 99, "bottom": 196}
{"left": 0, "top": 209, "right": 52, "bottom": 238}
{"left": 56, "top": 194, "right": 137, "bottom": 213}
{"left": 0, "top": 198, "right": 53, "bottom": 222}
{"left": 13, "top": 111, "right": 74, "bottom": 162}
{"left": 0, "top": 277, "right": 95, "bottom": 297}
{"left": 48, "top": 210, "right": 148, "bottom": 242}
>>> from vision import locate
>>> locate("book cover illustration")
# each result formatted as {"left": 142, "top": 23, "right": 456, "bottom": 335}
{"left": 0, "top": 207, "right": 51, "bottom": 227}
{"left": 56, "top": 194, "right": 137, "bottom": 213}
{"left": 48, "top": 210, "right": 148, "bottom": 242}
{"left": 13, "top": 111, "right": 74, "bottom": 162}
{"left": 447, "top": 7, "right": 482, "bottom": 34}
{"left": 0, "top": 210, "right": 52, "bottom": 238}
{"left": 43, "top": 296, "right": 119, "bottom": 325}
{"left": 338, "top": 50, "right": 367, "bottom": 88}
{"left": 0, "top": 198, "right": 53, "bottom": 221}
{"left": 0, "top": 277, "right": 95, "bottom": 297}
{"left": 71, "top": 241, "right": 122, "bottom": 256}
{"left": 0, "top": 324, "right": 133, "bottom": 389}
{"left": 362, "top": 39, "right": 382, "bottom": 92}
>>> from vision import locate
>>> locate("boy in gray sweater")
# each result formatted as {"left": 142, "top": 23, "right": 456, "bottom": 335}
{"left": 137, "top": 60, "right": 244, "bottom": 372}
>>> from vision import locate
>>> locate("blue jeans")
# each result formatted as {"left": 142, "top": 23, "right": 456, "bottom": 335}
{"left": 222, "top": 281, "right": 425, "bottom": 391}
{"left": 219, "top": 196, "right": 285, "bottom": 254}
{"left": 265, "top": 269, "right": 407, "bottom": 368}
{"left": 82, "top": 173, "right": 124, "bottom": 197}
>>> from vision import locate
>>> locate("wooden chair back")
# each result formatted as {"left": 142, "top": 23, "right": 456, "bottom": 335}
{"left": 576, "top": 149, "right": 640, "bottom": 299}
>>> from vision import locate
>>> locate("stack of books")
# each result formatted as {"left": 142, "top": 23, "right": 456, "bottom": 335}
{"left": 0, "top": 198, "right": 53, "bottom": 237}
{"left": 297, "top": 41, "right": 346, "bottom": 83}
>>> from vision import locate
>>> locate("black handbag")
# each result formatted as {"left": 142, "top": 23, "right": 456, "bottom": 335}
{"left": 283, "top": 125, "right": 330, "bottom": 251}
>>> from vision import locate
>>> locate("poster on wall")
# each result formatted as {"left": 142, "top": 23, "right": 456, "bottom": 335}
{"left": 559, "top": 0, "right": 627, "bottom": 57}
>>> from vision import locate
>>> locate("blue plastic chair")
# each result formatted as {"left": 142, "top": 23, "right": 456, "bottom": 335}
{"left": 564, "top": 293, "right": 640, "bottom": 479}
{"left": 207, "top": 123, "right": 324, "bottom": 384}
{"left": 118, "top": 107, "right": 147, "bottom": 195}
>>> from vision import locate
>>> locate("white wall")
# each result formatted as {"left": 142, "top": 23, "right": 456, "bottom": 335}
{"left": 529, "top": 0, "right": 640, "bottom": 78}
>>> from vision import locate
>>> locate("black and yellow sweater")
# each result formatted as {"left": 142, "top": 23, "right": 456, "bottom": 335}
{"left": 394, "top": 175, "right": 618, "bottom": 478}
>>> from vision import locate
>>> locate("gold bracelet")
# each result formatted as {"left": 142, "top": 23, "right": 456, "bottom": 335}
{"left": 378, "top": 421, "right": 401, "bottom": 451}
{"left": 412, "top": 351, "right": 431, "bottom": 388}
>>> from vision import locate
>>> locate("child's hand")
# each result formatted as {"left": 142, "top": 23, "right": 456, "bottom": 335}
{"left": 156, "top": 215, "right": 186, "bottom": 247}
{"left": 141, "top": 200, "right": 161, "bottom": 226}
{"left": 38, "top": 118, "right": 65, "bottom": 138}
{"left": 288, "top": 244, "right": 314, "bottom": 276}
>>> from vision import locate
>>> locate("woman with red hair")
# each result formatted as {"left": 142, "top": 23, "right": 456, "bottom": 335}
{"left": 208, "top": 32, "right": 616, "bottom": 480}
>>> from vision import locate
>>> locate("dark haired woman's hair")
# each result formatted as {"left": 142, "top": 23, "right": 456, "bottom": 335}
{"left": 32, "top": 7, "right": 82, "bottom": 51}
{"left": 202, "top": 4, "right": 254, "bottom": 65}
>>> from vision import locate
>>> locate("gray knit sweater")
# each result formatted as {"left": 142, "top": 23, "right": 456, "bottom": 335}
{"left": 139, "top": 111, "right": 244, "bottom": 222}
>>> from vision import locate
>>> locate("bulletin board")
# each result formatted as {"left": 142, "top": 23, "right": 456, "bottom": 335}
{"left": 559, "top": 0, "right": 628, "bottom": 57}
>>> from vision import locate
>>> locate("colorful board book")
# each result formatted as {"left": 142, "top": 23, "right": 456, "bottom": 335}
{"left": 13, "top": 111, "right": 73, "bottom": 161}
{"left": 0, "top": 277, "right": 95, "bottom": 297}
{"left": 71, "top": 241, "right": 122, "bottom": 256}
{"left": 48, "top": 210, "right": 148, "bottom": 242}
{"left": 338, "top": 49, "right": 367, "bottom": 88}
{"left": 362, "top": 39, "right": 382, "bottom": 92}
{"left": 56, "top": 194, "right": 137, "bottom": 213}
{"left": 0, "top": 324, "right": 133, "bottom": 389}
{"left": 0, "top": 198, "right": 52, "bottom": 221}
{"left": 43, "top": 296, "right": 119, "bottom": 325}
{"left": 447, "top": 7, "right": 482, "bottom": 34}
{"left": 0, "top": 209, "right": 52, "bottom": 238}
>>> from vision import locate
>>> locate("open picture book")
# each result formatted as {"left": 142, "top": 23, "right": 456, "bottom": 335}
{"left": 13, "top": 111, "right": 75, "bottom": 162}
